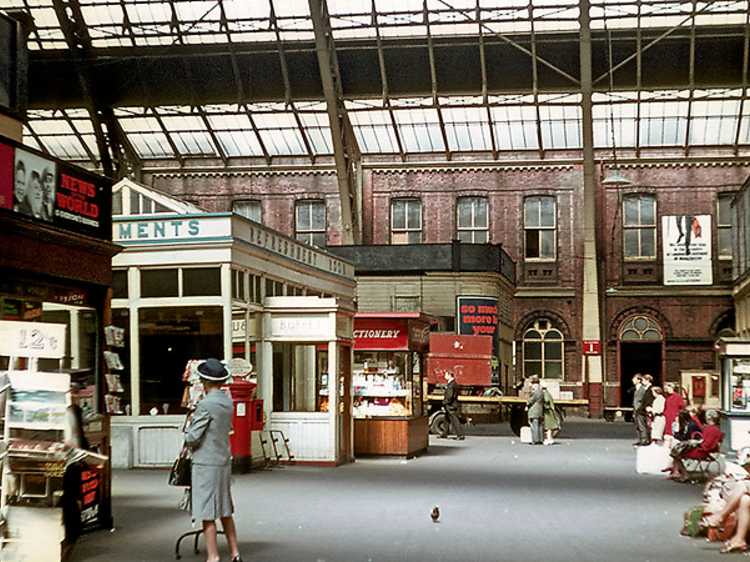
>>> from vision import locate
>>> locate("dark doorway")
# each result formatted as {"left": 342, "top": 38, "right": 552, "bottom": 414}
{"left": 619, "top": 341, "right": 662, "bottom": 407}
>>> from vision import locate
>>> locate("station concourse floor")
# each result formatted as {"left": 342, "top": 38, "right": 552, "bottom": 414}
{"left": 70, "top": 419, "right": 726, "bottom": 562}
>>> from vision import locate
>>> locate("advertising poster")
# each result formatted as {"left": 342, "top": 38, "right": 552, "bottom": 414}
{"left": 662, "top": 215, "right": 712, "bottom": 285}
{"left": 456, "top": 296, "right": 499, "bottom": 356}
{"left": 14, "top": 148, "right": 56, "bottom": 222}
{"left": 0, "top": 135, "right": 111, "bottom": 240}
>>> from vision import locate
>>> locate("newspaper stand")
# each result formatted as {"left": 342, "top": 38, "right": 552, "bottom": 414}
{"left": 0, "top": 320, "right": 107, "bottom": 562}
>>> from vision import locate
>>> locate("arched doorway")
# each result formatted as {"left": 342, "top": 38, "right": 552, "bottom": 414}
{"left": 619, "top": 315, "right": 663, "bottom": 407}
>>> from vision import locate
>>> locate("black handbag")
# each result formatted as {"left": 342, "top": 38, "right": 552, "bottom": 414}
{"left": 168, "top": 445, "right": 192, "bottom": 487}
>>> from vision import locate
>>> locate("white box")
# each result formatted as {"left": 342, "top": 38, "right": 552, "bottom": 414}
{"left": 520, "top": 426, "right": 532, "bottom": 443}
{"left": 636, "top": 443, "right": 671, "bottom": 475}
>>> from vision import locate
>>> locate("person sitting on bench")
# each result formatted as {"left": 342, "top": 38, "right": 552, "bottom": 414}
{"left": 666, "top": 409, "right": 722, "bottom": 483}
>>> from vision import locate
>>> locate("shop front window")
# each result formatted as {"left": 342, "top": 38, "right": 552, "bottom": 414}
{"left": 353, "top": 351, "right": 418, "bottom": 417}
{"left": 138, "top": 306, "right": 222, "bottom": 415}
{"left": 111, "top": 308, "right": 131, "bottom": 415}
{"left": 729, "top": 359, "right": 750, "bottom": 413}
{"left": 272, "top": 343, "right": 328, "bottom": 413}
{"left": 0, "top": 299, "right": 103, "bottom": 416}
{"left": 112, "top": 269, "right": 128, "bottom": 299}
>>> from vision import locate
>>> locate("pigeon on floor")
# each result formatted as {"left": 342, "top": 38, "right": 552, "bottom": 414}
{"left": 431, "top": 506, "right": 440, "bottom": 523}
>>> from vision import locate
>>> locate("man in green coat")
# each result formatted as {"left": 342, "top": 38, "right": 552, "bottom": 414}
{"left": 526, "top": 375, "right": 544, "bottom": 445}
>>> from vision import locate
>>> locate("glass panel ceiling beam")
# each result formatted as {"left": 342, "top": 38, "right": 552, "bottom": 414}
{"left": 735, "top": 10, "right": 750, "bottom": 155}
{"left": 150, "top": 107, "right": 184, "bottom": 166}
{"left": 241, "top": 103, "right": 272, "bottom": 165}
{"left": 23, "top": 120, "right": 51, "bottom": 156}
{"left": 424, "top": 1, "right": 451, "bottom": 161}
{"left": 218, "top": 0, "right": 246, "bottom": 102}
{"left": 51, "top": 0, "right": 118, "bottom": 176}
{"left": 477, "top": 3, "right": 498, "bottom": 160}
{"left": 269, "top": 0, "right": 294, "bottom": 105}
{"left": 529, "top": 1, "right": 545, "bottom": 160}
{"left": 309, "top": 0, "right": 361, "bottom": 244}
{"left": 60, "top": 108, "right": 98, "bottom": 166}
{"left": 268, "top": 1, "right": 315, "bottom": 164}
{"left": 682, "top": 0, "right": 697, "bottom": 157}
{"left": 372, "top": 1, "right": 406, "bottom": 161}
{"left": 197, "top": 106, "right": 228, "bottom": 166}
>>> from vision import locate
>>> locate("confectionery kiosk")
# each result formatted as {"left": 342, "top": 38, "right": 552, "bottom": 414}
{"left": 352, "top": 313, "right": 433, "bottom": 456}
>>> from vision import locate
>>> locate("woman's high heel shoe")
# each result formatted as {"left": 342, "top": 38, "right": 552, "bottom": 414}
{"left": 720, "top": 543, "right": 747, "bottom": 554}
{"left": 231, "top": 556, "right": 243, "bottom": 562}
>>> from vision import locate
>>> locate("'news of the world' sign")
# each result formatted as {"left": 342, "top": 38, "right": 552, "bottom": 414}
{"left": 0, "top": 136, "right": 112, "bottom": 240}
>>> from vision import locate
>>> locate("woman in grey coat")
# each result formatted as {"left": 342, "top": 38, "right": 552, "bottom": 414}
{"left": 185, "top": 358, "right": 242, "bottom": 562}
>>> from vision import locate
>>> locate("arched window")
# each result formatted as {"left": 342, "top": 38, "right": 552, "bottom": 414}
{"left": 619, "top": 315, "right": 662, "bottom": 341}
{"left": 523, "top": 319, "right": 564, "bottom": 379}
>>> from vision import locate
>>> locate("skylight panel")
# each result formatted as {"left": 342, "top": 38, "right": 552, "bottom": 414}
{"left": 40, "top": 135, "right": 93, "bottom": 160}
{"left": 394, "top": 107, "right": 445, "bottom": 152}
{"left": 690, "top": 98, "right": 741, "bottom": 145}
{"left": 129, "top": 133, "right": 174, "bottom": 158}
{"left": 442, "top": 106, "right": 492, "bottom": 151}
{"left": 170, "top": 131, "right": 216, "bottom": 155}
{"left": 299, "top": 113, "right": 333, "bottom": 154}
{"left": 538, "top": 104, "right": 582, "bottom": 149}
{"left": 350, "top": 110, "right": 400, "bottom": 153}
{"left": 592, "top": 102, "right": 637, "bottom": 147}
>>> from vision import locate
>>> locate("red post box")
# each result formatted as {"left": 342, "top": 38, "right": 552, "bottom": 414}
{"left": 226, "top": 380, "right": 256, "bottom": 473}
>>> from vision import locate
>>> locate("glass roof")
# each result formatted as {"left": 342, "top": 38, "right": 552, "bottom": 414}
{"left": 5, "top": 0, "right": 750, "bottom": 167}
{"left": 22, "top": 88, "right": 750, "bottom": 165}
{"left": 5, "top": 0, "right": 747, "bottom": 50}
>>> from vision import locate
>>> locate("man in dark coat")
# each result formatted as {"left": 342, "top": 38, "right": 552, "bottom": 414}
{"left": 633, "top": 373, "right": 654, "bottom": 446}
{"left": 440, "top": 371, "right": 465, "bottom": 440}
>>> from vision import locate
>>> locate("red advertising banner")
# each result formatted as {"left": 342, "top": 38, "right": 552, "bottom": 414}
{"left": 353, "top": 318, "right": 410, "bottom": 350}
{"left": 0, "top": 135, "right": 111, "bottom": 240}
{"left": 80, "top": 468, "right": 102, "bottom": 530}
{"left": 0, "top": 142, "right": 11, "bottom": 210}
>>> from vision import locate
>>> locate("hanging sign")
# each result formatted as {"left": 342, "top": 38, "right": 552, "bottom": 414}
{"left": 0, "top": 320, "right": 67, "bottom": 358}
{"left": 662, "top": 215, "right": 712, "bottom": 285}
{"left": 353, "top": 318, "right": 409, "bottom": 350}
{"left": 582, "top": 340, "right": 601, "bottom": 355}
{"left": 0, "top": 135, "right": 112, "bottom": 240}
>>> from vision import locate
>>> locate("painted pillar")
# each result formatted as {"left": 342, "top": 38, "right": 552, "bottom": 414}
{"left": 579, "top": 0, "right": 604, "bottom": 416}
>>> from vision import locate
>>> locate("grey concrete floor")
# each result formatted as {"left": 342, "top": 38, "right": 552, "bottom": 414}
{"left": 70, "top": 420, "right": 727, "bottom": 562}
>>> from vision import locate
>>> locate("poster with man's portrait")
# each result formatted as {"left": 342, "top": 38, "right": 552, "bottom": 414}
{"left": 14, "top": 148, "right": 56, "bottom": 222}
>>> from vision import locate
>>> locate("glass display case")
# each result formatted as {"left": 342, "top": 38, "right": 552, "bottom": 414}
{"left": 353, "top": 351, "right": 420, "bottom": 418}
{"left": 728, "top": 359, "right": 750, "bottom": 413}
{"left": 719, "top": 339, "right": 750, "bottom": 453}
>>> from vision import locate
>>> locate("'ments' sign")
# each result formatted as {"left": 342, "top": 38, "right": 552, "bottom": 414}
{"left": 0, "top": 135, "right": 112, "bottom": 240}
